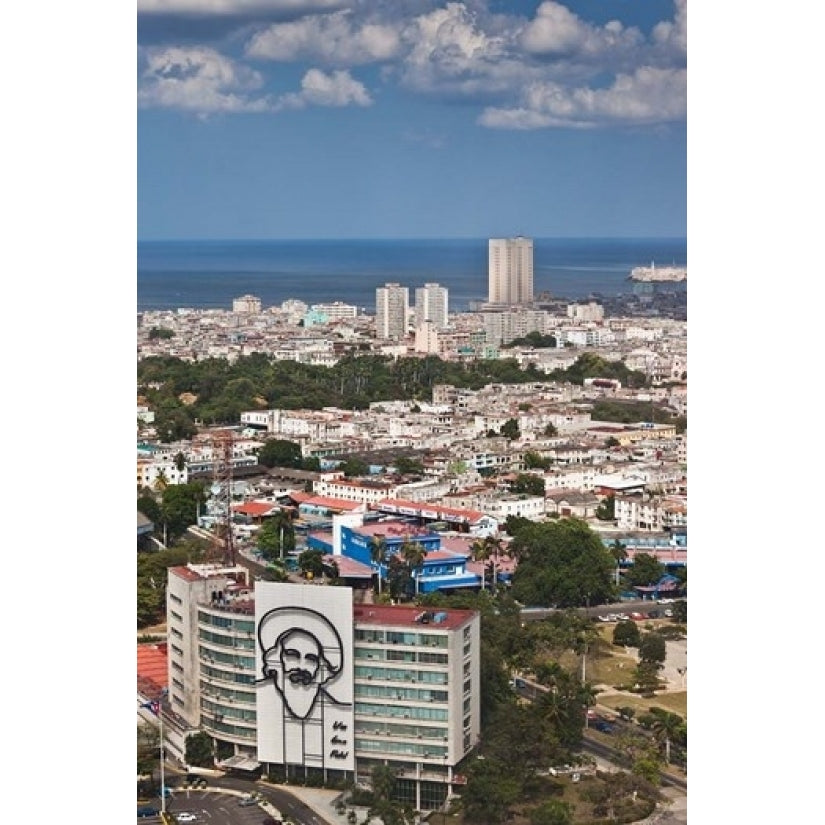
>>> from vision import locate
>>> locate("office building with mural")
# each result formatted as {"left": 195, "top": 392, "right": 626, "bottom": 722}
{"left": 165, "top": 564, "right": 481, "bottom": 810}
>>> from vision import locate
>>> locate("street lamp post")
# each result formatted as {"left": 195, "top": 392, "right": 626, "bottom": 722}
{"left": 158, "top": 688, "right": 169, "bottom": 817}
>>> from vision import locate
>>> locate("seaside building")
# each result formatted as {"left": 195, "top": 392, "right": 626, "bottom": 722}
{"left": 233, "top": 295, "right": 262, "bottom": 314}
{"left": 488, "top": 237, "right": 533, "bottom": 305}
{"left": 311, "top": 301, "right": 359, "bottom": 321}
{"left": 414, "top": 283, "right": 449, "bottom": 330}
{"left": 375, "top": 283, "right": 410, "bottom": 341}
{"left": 164, "top": 569, "right": 481, "bottom": 810}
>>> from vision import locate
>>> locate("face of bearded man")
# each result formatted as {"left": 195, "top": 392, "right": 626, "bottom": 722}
{"left": 268, "top": 629, "right": 324, "bottom": 719}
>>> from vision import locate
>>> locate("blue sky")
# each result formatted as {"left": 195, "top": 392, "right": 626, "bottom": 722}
{"left": 137, "top": 0, "right": 686, "bottom": 240}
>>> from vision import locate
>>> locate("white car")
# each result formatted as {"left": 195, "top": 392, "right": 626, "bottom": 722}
{"left": 176, "top": 814, "right": 198, "bottom": 822}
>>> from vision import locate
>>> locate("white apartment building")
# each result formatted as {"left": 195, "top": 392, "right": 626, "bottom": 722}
{"left": 312, "top": 302, "right": 359, "bottom": 320}
{"left": 137, "top": 457, "right": 189, "bottom": 489}
{"left": 483, "top": 309, "right": 551, "bottom": 346}
{"left": 566, "top": 302, "right": 605, "bottom": 322}
{"left": 164, "top": 570, "right": 480, "bottom": 811}
{"left": 414, "top": 283, "right": 449, "bottom": 330}
{"left": 483, "top": 493, "right": 546, "bottom": 522}
{"left": 233, "top": 295, "right": 262, "bottom": 313}
{"left": 414, "top": 320, "right": 441, "bottom": 355}
{"left": 488, "top": 237, "right": 533, "bottom": 305}
{"left": 376, "top": 283, "right": 410, "bottom": 341}
{"left": 613, "top": 494, "right": 687, "bottom": 531}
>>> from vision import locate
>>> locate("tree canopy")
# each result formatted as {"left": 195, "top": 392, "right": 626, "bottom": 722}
{"left": 509, "top": 519, "right": 618, "bottom": 607}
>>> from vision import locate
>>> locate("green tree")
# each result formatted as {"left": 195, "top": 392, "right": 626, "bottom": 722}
{"left": 543, "top": 422, "right": 558, "bottom": 437}
{"left": 369, "top": 535, "right": 387, "bottom": 596}
{"left": 634, "top": 659, "right": 662, "bottom": 695}
{"left": 671, "top": 598, "right": 687, "bottom": 623}
{"left": 258, "top": 438, "right": 304, "bottom": 469}
{"left": 160, "top": 482, "right": 208, "bottom": 542}
{"left": 530, "top": 799, "right": 573, "bottom": 825}
{"left": 257, "top": 511, "right": 295, "bottom": 561}
{"left": 400, "top": 539, "right": 427, "bottom": 597}
{"left": 510, "top": 519, "right": 618, "bottom": 607}
{"left": 339, "top": 456, "right": 369, "bottom": 477}
{"left": 649, "top": 709, "right": 684, "bottom": 764}
{"left": 613, "top": 619, "right": 641, "bottom": 647}
{"left": 185, "top": 731, "right": 214, "bottom": 767}
{"left": 138, "top": 493, "right": 162, "bottom": 527}
{"left": 298, "top": 549, "right": 325, "bottom": 579}
{"left": 501, "top": 418, "right": 520, "bottom": 440}
{"left": 463, "top": 756, "right": 521, "bottom": 824}
{"left": 638, "top": 632, "right": 667, "bottom": 666}
{"left": 394, "top": 456, "right": 424, "bottom": 475}
{"left": 137, "top": 722, "right": 159, "bottom": 778}
{"left": 626, "top": 553, "right": 666, "bottom": 587}
{"left": 595, "top": 495, "right": 615, "bottom": 521}
{"left": 523, "top": 450, "right": 550, "bottom": 470}
{"left": 510, "top": 472, "right": 546, "bottom": 497}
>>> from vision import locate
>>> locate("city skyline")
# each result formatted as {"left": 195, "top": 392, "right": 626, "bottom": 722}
{"left": 137, "top": 1, "right": 687, "bottom": 241}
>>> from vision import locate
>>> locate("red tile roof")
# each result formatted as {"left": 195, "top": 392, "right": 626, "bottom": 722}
{"left": 137, "top": 642, "right": 168, "bottom": 696}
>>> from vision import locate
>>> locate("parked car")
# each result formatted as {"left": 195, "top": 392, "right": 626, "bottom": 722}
{"left": 176, "top": 814, "right": 198, "bottom": 823}
{"left": 137, "top": 806, "right": 160, "bottom": 818}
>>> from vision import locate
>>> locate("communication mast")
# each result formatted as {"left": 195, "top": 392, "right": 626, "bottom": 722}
{"left": 209, "top": 429, "right": 236, "bottom": 566}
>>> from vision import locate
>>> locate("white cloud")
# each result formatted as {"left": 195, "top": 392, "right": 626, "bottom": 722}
{"left": 246, "top": 10, "right": 401, "bottom": 65}
{"left": 477, "top": 107, "right": 553, "bottom": 130}
{"left": 138, "top": 46, "right": 271, "bottom": 113}
{"left": 137, "top": 1, "right": 343, "bottom": 15}
{"left": 520, "top": 1, "right": 643, "bottom": 60}
{"left": 275, "top": 68, "right": 373, "bottom": 109}
{"left": 653, "top": 0, "right": 687, "bottom": 57}
{"left": 396, "top": 2, "right": 527, "bottom": 95}
{"left": 480, "top": 65, "right": 686, "bottom": 129}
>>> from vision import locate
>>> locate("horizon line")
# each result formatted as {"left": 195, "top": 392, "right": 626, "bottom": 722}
{"left": 138, "top": 235, "right": 687, "bottom": 243}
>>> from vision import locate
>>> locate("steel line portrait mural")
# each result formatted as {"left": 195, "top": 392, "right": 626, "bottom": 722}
{"left": 255, "top": 582, "right": 354, "bottom": 771}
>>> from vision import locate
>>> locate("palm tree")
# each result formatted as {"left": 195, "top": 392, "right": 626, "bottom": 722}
{"left": 401, "top": 539, "right": 426, "bottom": 597}
{"left": 484, "top": 533, "right": 504, "bottom": 594}
{"left": 369, "top": 536, "right": 387, "bottom": 596}
{"left": 651, "top": 711, "right": 683, "bottom": 764}
{"left": 153, "top": 469, "right": 169, "bottom": 494}
{"left": 470, "top": 538, "right": 492, "bottom": 591}
{"left": 609, "top": 540, "right": 628, "bottom": 588}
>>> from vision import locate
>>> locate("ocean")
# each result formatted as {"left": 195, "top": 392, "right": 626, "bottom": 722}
{"left": 137, "top": 237, "right": 687, "bottom": 314}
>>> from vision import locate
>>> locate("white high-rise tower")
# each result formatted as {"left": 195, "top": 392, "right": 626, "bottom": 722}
{"left": 488, "top": 237, "right": 534, "bottom": 305}
{"left": 375, "top": 282, "right": 409, "bottom": 340}
{"left": 414, "top": 283, "right": 449, "bottom": 330}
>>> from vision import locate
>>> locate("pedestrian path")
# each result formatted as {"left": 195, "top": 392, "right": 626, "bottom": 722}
{"left": 259, "top": 782, "right": 385, "bottom": 825}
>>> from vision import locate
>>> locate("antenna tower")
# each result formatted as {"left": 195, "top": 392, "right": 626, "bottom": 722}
{"left": 210, "top": 429, "right": 236, "bottom": 566}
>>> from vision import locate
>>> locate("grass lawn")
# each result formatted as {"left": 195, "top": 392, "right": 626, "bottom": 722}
{"left": 597, "top": 690, "right": 687, "bottom": 719}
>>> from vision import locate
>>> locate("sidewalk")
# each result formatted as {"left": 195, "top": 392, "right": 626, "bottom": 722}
{"left": 259, "top": 782, "right": 386, "bottom": 825}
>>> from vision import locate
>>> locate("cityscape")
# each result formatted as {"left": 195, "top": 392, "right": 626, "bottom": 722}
{"left": 138, "top": 235, "right": 687, "bottom": 825}
{"left": 135, "top": 2, "right": 688, "bottom": 823}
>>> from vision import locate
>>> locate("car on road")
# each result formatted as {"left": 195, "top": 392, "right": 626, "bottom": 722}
{"left": 239, "top": 795, "right": 259, "bottom": 806}
{"left": 175, "top": 814, "right": 197, "bottom": 823}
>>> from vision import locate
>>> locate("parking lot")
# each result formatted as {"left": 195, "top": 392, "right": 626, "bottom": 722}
{"left": 139, "top": 789, "right": 284, "bottom": 825}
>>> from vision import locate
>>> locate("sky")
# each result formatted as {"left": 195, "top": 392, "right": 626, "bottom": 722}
{"left": 137, "top": 0, "right": 687, "bottom": 239}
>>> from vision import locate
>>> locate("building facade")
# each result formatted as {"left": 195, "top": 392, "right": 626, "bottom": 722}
{"left": 165, "top": 568, "right": 481, "bottom": 811}
{"left": 233, "top": 295, "right": 262, "bottom": 314}
{"left": 414, "top": 283, "right": 449, "bottom": 330}
{"left": 375, "top": 283, "right": 410, "bottom": 341}
{"left": 488, "top": 237, "right": 533, "bottom": 305}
